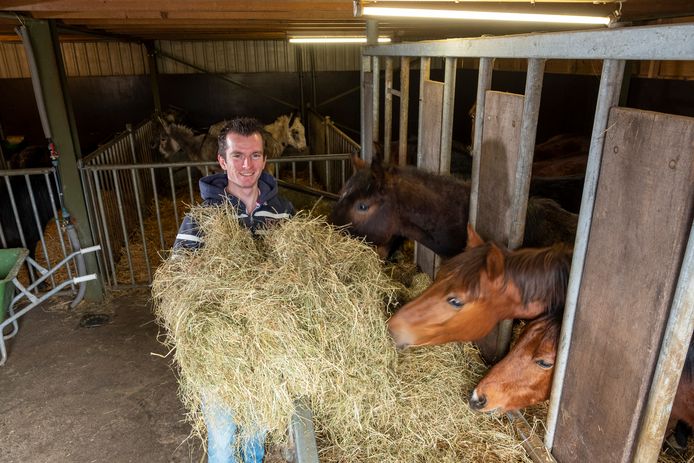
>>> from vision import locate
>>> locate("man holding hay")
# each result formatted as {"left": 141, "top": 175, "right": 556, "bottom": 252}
{"left": 173, "top": 116, "right": 294, "bottom": 462}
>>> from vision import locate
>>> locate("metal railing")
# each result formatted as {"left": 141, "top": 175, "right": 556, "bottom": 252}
{"left": 78, "top": 114, "right": 356, "bottom": 289}
{"left": 0, "top": 166, "right": 77, "bottom": 293}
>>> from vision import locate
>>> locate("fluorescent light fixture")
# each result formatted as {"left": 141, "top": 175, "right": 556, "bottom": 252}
{"left": 289, "top": 36, "right": 392, "bottom": 43}
{"left": 362, "top": 6, "right": 611, "bottom": 25}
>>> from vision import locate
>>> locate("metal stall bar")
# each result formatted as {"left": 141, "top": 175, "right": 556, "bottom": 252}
{"left": 545, "top": 58, "right": 626, "bottom": 449}
{"left": 370, "top": 22, "right": 380, "bottom": 146}
{"left": 484, "top": 57, "right": 546, "bottom": 365}
{"left": 634, "top": 227, "right": 694, "bottom": 460}
{"left": 508, "top": 58, "right": 545, "bottom": 249}
{"left": 469, "top": 57, "right": 494, "bottom": 227}
{"left": 384, "top": 57, "right": 394, "bottom": 162}
{"left": 149, "top": 168, "right": 166, "bottom": 251}
{"left": 130, "top": 169, "right": 152, "bottom": 283}
{"left": 360, "top": 54, "right": 373, "bottom": 162}
{"left": 398, "top": 57, "right": 410, "bottom": 166}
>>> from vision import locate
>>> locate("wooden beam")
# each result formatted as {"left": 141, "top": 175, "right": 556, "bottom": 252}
{"left": 1, "top": 0, "right": 350, "bottom": 12}
{"left": 30, "top": 10, "right": 356, "bottom": 20}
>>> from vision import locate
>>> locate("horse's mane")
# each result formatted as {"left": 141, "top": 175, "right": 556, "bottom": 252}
{"left": 439, "top": 242, "right": 572, "bottom": 317}
{"left": 168, "top": 123, "right": 196, "bottom": 138}
{"left": 378, "top": 164, "right": 471, "bottom": 210}
{"left": 523, "top": 308, "right": 564, "bottom": 350}
{"left": 388, "top": 164, "right": 470, "bottom": 189}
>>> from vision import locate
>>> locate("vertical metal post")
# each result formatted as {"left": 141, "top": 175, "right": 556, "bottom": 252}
{"left": 416, "top": 57, "right": 431, "bottom": 167}
{"left": 384, "top": 57, "right": 393, "bottom": 163}
{"left": 633, "top": 226, "right": 694, "bottom": 460}
{"left": 508, "top": 58, "right": 545, "bottom": 250}
{"left": 126, "top": 124, "right": 138, "bottom": 163}
{"left": 469, "top": 57, "right": 494, "bottom": 227}
{"left": 360, "top": 19, "right": 378, "bottom": 163}
{"left": 360, "top": 51, "right": 372, "bottom": 163}
{"left": 18, "top": 19, "right": 103, "bottom": 300}
{"left": 439, "top": 57, "right": 457, "bottom": 174}
{"left": 368, "top": 21, "right": 380, "bottom": 145}
{"left": 398, "top": 56, "right": 410, "bottom": 166}
{"left": 545, "top": 59, "right": 626, "bottom": 450}
{"left": 290, "top": 398, "right": 320, "bottom": 463}
{"left": 297, "top": 47, "right": 306, "bottom": 124}
{"left": 309, "top": 47, "right": 317, "bottom": 109}
{"left": 145, "top": 41, "right": 162, "bottom": 113}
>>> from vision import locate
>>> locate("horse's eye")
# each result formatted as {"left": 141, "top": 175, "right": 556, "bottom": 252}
{"left": 535, "top": 359, "right": 554, "bottom": 369}
{"left": 356, "top": 203, "right": 369, "bottom": 212}
{"left": 447, "top": 297, "right": 464, "bottom": 309}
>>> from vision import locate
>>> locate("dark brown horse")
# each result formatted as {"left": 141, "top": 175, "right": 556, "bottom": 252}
{"left": 387, "top": 225, "right": 572, "bottom": 347}
{"left": 329, "top": 156, "right": 578, "bottom": 259}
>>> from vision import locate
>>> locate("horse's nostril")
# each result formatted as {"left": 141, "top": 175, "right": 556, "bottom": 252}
{"left": 469, "top": 392, "right": 487, "bottom": 410}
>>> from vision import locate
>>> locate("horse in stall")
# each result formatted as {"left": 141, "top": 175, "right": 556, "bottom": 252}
{"left": 329, "top": 156, "right": 578, "bottom": 259}
{"left": 468, "top": 300, "right": 694, "bottom": 454}
{"left": 153, "top": 113, "right": 307, "bottom": 165}
{"left": 468, "top": 311, "right": 562, "bottom": 413}
{"left": 387, "top": 225, "right": 572, "bottom": 347}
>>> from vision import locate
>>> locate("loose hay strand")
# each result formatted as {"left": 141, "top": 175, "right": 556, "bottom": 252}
{"left": 152, "top": 206, "right": 533, "bottom": 462}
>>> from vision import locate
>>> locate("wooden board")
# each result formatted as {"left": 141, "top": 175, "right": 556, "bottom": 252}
{"left": 419, "top": 79, "right": 443, "bottom": 173}
{"left": 552, "top": 108, "right": 694, "bottom": 463}
{"left": 474, "top": 90, "right": 525, "bottom": 362}
{"left": 415, "top": 78, "right": 444, "bottom": 278}
{"left": 475, "top": 91, "right": 525, "bottom": 246}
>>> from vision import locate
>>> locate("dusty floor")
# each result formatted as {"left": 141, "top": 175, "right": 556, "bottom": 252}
{"left": 0, "top": 287, "right": 204, "bottom": 463}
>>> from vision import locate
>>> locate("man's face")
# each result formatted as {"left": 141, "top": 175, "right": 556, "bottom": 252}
{"left": 218, "top": 132, "right": 266, "bottom": 191}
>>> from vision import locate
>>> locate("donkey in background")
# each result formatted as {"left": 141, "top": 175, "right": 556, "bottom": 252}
{"left": 153, "top": 113, "right": 307, "bottom": 165}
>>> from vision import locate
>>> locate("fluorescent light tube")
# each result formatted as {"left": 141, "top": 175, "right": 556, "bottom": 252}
{"left": 363, "top": 6, "right": 611, "bottom": 25}
{"left": 289, "top": 36, "right": 392, "bottom": 43}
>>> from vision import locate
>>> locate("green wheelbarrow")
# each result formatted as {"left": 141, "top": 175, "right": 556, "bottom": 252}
{"left": 0, "top": 245, "right": 101, "bottom": 366}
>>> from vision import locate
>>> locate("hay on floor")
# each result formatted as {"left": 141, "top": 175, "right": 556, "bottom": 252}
{"left": 152, "top": 205, "right": 532, "bottom": 462}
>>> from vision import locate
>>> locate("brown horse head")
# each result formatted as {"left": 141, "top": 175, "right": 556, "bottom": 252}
{"left": 329, "top": 155, "right": 400, "bottom": 258}
{"left": 469, "top": 313, "right": 561, "bottom": 413}
{"left": 387, "top": 225, "right": 571, "bottom": 347}
{"left": 329, "top": 158, "right": 474, "bottom": 258}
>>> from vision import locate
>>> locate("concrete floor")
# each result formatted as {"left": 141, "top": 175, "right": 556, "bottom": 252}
{"left": 0, "top": 288, "right": 204, "bottom": 463}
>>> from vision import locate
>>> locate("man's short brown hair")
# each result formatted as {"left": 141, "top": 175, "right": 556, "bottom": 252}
{"left": 217, "top": 117, "right": 265, "bottom": 156}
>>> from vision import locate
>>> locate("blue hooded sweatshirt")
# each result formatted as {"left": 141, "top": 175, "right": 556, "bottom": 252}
{"left": 173, "top": 172, "right": 294, "bottom": 250}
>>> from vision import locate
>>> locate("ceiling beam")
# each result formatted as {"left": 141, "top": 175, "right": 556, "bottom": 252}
{"left": 1, "top": 1, "right": 351, "bottom": 12}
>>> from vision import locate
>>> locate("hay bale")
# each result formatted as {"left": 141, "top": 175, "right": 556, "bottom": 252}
{"left": 152, "top": 207, "right": 532, "bottom": 462}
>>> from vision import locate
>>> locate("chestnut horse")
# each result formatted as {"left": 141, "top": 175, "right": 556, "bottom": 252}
{"left": 387, "top": 226, "right": 572, "bottom": 347}
{"left": 469, "top": 314, "right": 694, "bottom": 456}
{"left": 329, "top": 157, "right": 578, "bottom": 259}
{"left": 469, "top": 312, "right": 561, "bottom": 413}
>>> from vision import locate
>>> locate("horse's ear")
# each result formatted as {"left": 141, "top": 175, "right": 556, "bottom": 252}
{"left": 351, "top": 153, "right": 367, "bottom": 171}
{"left": 485, "top": 243, "right": 505, "bottom": 280}
{"left": 288, "top": 112, "right": 296, "bottom": 126}
{"left": 372, "top": 141, "right": 385, "bottom": 165}
{"left": 466, "top": 224, "right": 485, "bottom": 249}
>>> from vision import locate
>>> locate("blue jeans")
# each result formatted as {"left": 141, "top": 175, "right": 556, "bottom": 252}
{"left": 204, "top": 399, "right": 266, "bottom": 463}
